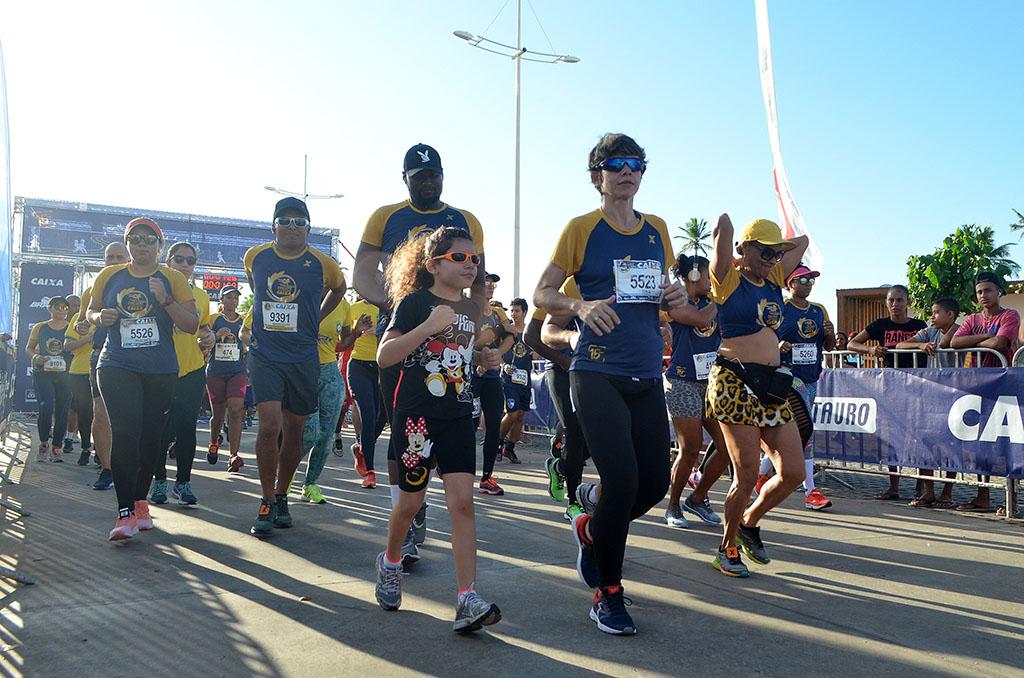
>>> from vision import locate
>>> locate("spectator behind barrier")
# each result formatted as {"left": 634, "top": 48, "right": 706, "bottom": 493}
{"left": 847, "top": 285, "right": 926, "bottom": 368}
{"left": 951, "top": 272, "right": 1020, "bottom": 368}
{"left": 894, "top": 297, "right": 960, "bottom": 368}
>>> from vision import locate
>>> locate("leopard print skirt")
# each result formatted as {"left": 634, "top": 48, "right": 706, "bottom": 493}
{"left": 706, "top": 363, "right": 793, "bottom": 428}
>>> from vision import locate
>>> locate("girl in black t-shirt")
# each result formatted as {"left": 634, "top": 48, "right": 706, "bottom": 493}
{"left": 373, "top": 226, "right": 502, "bottom": 634}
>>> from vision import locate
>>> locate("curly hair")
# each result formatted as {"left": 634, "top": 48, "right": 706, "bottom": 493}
{"left": 385, "top": 227, "right": 475, "bottom": 303}
{"left": 671, "top": 253, "right": 709, "bottom": 281}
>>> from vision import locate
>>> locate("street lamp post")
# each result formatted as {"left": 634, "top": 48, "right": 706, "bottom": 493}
{"left": 454, "top": 1, "right": 578, "bottom": 297}
{"left": 264, "top": 154, "right": 345, "bottom": 203}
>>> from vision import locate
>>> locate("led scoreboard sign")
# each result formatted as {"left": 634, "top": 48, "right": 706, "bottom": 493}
{"left": 201, "top": 273, "right": 239, "bottom": 300}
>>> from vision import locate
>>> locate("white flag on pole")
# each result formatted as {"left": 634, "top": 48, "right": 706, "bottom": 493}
{"left": 754, "top": 0, "right": 823, "bottom": 269}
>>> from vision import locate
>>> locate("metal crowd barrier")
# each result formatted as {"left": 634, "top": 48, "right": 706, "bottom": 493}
{"left": 824, "top": 347, "right": 1008, "bottom": 369}
{"left": 820, "top": 347, "right": 1018, "bottom": 520}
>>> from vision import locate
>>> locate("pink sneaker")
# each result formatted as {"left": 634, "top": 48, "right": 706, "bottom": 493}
{"left": 109, "top": 509, "right": 137, "bottom": 541}
{"left": 37, "top": 441, "right": 50, "bottom": 462}
{"left": 133, "top": 500, "right": 154, "bottom": 530}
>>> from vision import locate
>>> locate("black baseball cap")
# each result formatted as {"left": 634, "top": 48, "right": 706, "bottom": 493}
{"left": 273, "top": 197, "right": 310, "bottom": 221}
{"left": 975, "top": 271, "right": 1006, "bottom": 292}
{"left": 403, "top": 144, "right": 443, "bottom": 177}
{"left": 485, "top": 273, "right": 500, "bottom": 283}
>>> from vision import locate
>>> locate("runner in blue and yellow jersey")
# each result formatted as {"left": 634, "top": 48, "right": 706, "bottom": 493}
{"left": 534, "top": 133, "right": 688, "bottom": 636}
{"left": 206, "top": 285, "right": 249, "bottom": 472}
{"left": 151, "top": 241, "right": 214, "bottom": 507}
{"left": 762, "top": 264, "right": 836, "bottom": 512}
{"left": 344, "top": 296, "right": 387, "bottom": 488}
{"left": 353, "top": 144, "right": 487, "bottom": 555}
{"left": 497, "top": 298, "right": 534, "bottom": 465}
{"left": 475, "top": 274, "right": 515, "bottom": 494}
{"left": 706, "top": 215, "right": 808, "bottom": 577}
{"left": 87, "top": 217, "right": 199, "bottom": 541}
{"left": 25, "top": 296, "right": 72, "bottom": 463}
{"left": 64, "top": 300, "right": 96, "bottom": 466}
{"left": 244, "top": 197, "right": 346, "bottom": 537}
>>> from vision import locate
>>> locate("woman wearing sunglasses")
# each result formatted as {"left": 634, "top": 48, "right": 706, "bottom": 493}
{"left": 534, "top": 133, "right": 687, "bottom": 635}
{"left": 705, "top": 216, "right": 808, "bottom": 577}
{"left": 150, "top": 242, "right": 214, "bottom": 506}
{"left": 26, "top": 296, "right": 73, "bottom": 462}
{"left": 87, "top": 218, "right": 198, "bottom": 540}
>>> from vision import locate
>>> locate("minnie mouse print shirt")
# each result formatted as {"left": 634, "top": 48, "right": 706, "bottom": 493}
{"left": 387, "top": 288, "right": 478, "bottom": 419}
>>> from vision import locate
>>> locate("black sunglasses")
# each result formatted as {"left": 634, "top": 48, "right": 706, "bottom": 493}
{"left": 127, "top": 233, "right": 160, "bottom": 246}
{"left": 593, "top": 157, "right": 646, "bottom": 173}
{"left": 275, "top": 217, "right": 309, "bottom": 229}
{"left": 171, "top": 254, "right": 197, "bottom": 266}
{"left": 751, "top": 242, "right": 786, "bottom": 262}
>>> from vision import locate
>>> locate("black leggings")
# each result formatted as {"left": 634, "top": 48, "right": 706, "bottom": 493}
{"left": 380, "top": 363, "right": 400, "bottom": 462}
{"left": 476, "top": 377, "right": 504, "bottom": 480}
{"left": 348, "top": 359, "right": 387, "bottom": 470}
{"left": 32, "top": 370, "right": 71, "bottom": 446}
{"left": 97, "top": 366, "right": 176, "bottom": 511}
{"left": 545, "top": 366, "right": 588, "bottom": 499}
{"left": 68, "top": 374, "right": 94, "bottom": 449}
{"left": 156, "top": 367, "right": 207, "bottom": 483}
{"left": 571, "top": 371, "right": 670, "bottom": 588}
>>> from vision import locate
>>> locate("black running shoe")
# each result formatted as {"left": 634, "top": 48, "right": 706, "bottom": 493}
{"left": 273, "top": 494, "right": 293, "bottom": 528}
{"left": 736, "top": 524, "right": 770, "bottom": 565}
{"left": 77, "top": 448, "right": 91, "bottom": 466}
{"left": 251, "top": 499, "right": 275, "bottom": 537}
{"left": 590, "top": 586, "right": 636, "bottom": 635}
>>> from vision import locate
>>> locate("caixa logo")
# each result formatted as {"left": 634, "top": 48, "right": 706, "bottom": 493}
{"left": 811, "top": 397, "right": 877, "bottom": 434}
{"left": 30, "top": 277, "right": 65, "bottom": 287}
{"left": 948, "top": 395, "right": 1024, "bottom": 444}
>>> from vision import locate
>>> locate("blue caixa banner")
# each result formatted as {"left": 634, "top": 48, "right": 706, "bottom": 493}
{"left": 813, "top": 368, "right": 1024, "bottom": 479}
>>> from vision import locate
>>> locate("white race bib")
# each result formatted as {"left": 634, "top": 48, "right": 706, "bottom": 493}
{"left": 43, "top": 355, "right": 66, "bottom": 372}
{"left": 215, "top": 343, "right": 241, "bottom": 361}
{"left": 793, "top": 343, "right": 817, "bottom": 365}
{"left": 613, "top": 259, "right": 662, "bottom": 304}
{"left": 511, "top": 368, "right": 529, "bottom": 386}
{"left": 120, "top": 317, "right": 159, "bottom": 349}
{"left": 693, "top": 351, "right": 717, "bottom": 380}
{"left": 262, "top": 302, "right": 298, "bottom": 332}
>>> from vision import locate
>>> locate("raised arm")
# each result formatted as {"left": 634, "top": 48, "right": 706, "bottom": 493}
{"left": 710, "top": 213, "right": 734, "bottom": 285}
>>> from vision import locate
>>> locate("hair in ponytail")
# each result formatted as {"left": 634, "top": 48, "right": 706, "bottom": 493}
{"left": 385, "top": 227, "right": 475, "bottom": 303}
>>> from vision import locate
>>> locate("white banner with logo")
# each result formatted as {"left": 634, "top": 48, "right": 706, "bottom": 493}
{"left": 754, "top": 0, "right": 823, "bottom": 270}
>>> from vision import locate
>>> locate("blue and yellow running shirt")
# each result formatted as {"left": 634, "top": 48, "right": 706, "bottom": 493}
{"left": 503, "top": 331, "right": 534, "bottom": 389}
{"left": 92, "top": 264, "right": 194, "bottom": 374}
{"left": 28, "top": 321, "right": 70, "bottom": 374}
{"left": 710, "top": 265, "right": 787, "bottom": 339}
{"left": 549, "top": 209, "right": 673, "bottom": 379}
{"left": 362, "top": 200, "right": 485, "bottom": 335}
{"left": 243, "top": 243, "right": 345, "bottom": 364}
{"left": 666, "top": 297, "right": 722, "bottom": 382}
{"left": 778, "top": 299, "right": 830, "bottom": 384}
{"left": 207, "top": 312, "right": 247, "bottom": 377}
{"left": 478, "top": 303, "right": 511, "bottom": 380}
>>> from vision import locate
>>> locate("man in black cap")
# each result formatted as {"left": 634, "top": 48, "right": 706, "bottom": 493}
{"left": 353, "top": 143, "right": 489, "bottom": 561}
{"left": 243, "top": 197, "right": 347, "bottom": 537}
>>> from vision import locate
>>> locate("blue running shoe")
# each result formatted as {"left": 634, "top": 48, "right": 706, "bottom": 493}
{"left": 172, "top": 482, "right": 198, "bottom": 505}
{"left": 590, "top": 586, "right": 636, "bottom": 635}
{"left": 149, "top": 479, "right": 168, "bottom": 504}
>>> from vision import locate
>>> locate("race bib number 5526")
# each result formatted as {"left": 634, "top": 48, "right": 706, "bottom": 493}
{"left": 613, "top": 259, "right": 662, "bottom": 304}
{"left": 120, "top": 317, "right": 159, "bottom": 349}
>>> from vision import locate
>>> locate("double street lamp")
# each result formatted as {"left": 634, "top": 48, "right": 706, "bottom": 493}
{"left": 454, "top": 2, "right": 578, "bottom": 297}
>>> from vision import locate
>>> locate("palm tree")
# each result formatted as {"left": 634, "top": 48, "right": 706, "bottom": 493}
{"left": 676, "top": 217, "right": 711, "bottom": 257}
{"left": 1011, "top": 208, "right": 1024, "bottom": 241}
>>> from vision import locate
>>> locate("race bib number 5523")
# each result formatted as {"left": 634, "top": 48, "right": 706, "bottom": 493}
{"left": 613, "top": 259, "right": 662, "bottom": 304}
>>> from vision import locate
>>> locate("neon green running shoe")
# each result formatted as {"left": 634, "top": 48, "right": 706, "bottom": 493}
{"left": 563, "top": 502, "right": 584, "bottom": 522}
{"left": 546, "top": 457, "right": 566, "bottom": 503}
{"left": 302, "top": 484, "right": 327, "bottom": 504}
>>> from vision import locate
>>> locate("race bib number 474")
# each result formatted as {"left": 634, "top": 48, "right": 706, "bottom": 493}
{"left": 613, "top": 259, "right": 662, "bottom": 304}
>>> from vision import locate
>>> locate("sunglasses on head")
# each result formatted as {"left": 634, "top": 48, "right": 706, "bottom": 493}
{"left": 593, "top": 157, "right": 646, "bottom": 173}
{"left": 127, "top": 233, "right": 160, "bottom": 246}
{"left": 751, "top": 242, "right": 786, "bottom": 262}
{"left": 275, "top": 217, "right": 309, "bottom": 229}
{"left": 171, "top": 254, "right": 197, "bottom": 266}
{"left": 432, "top": 251, "right": 480, "bottom": 265}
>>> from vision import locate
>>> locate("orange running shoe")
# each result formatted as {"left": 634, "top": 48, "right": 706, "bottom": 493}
{"left": 478, "top": 477, "right": 505, "bottom": 496}
{"left": 133, "top": 500, "right": 154, "bottom": 530}
{"left": 109, "top": 509, "right": 137, "bottom": 541}
{"left": 804, "top": 489, "right": 833, "bottom": 511}
{"left": 362, "top": 470, "right": 377, "bottom": 489}
{"left": 353, "top": 443, "right": 368, "bottom": 478}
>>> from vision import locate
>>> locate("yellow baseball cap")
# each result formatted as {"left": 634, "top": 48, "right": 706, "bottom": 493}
{"left": 737, "top": 219, "right": 795, "bottom": 250}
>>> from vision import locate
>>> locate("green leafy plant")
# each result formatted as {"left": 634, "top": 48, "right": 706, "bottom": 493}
{"left": 676, "top": 217, "right": 711, "bottom": 257}
{"left": 906, "top": 224, "right": 1019, "bottom": 315}
{"left": 238, "top": 294, "right": 254, "bottom": 316}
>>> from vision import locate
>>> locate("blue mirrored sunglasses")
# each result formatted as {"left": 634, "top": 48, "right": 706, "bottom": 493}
{"left": 593, "top": 157, "right": 646, "bottom": 173}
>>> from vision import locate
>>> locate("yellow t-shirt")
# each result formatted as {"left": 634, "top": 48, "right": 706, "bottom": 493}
{"left": 316, "top": 300, "right": 350, "bottom": 365}
{"left": 172, "top": 285, "right": 212, "bottom": 377}
{"left": 348, "top": 299, "right": 380, "bottom": 362}
{"left": 64, "top": 312, "right": 94, "bottom": 375}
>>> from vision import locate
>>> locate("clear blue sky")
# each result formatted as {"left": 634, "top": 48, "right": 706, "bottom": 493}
{"left": 3, "top": 0, "right": 1022, "bottom": 324}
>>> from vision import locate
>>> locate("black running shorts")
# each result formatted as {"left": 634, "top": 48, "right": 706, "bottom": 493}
{"left": 248, "top": 351, "right": 320, "bottom": 416}
{"left": 392, "top": 412, "right": 475, "bottom": 492}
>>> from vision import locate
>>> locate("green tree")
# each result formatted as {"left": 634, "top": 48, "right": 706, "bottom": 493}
{"left": 1011, "top": 208, "right": 1024, "bottom": 241}
{"left": 905, "top": 224, "right": 1019, "bottom": 315}
{"left": 676, "top": 217, "right": 711, "bottom": 257}
{"left": 238, "top": 294, "right": 253, "bottom": 316}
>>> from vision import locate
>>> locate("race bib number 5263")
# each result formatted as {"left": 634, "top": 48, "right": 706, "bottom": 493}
{"left": 613, "top": 259, "right": 662, "bottom": 304}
